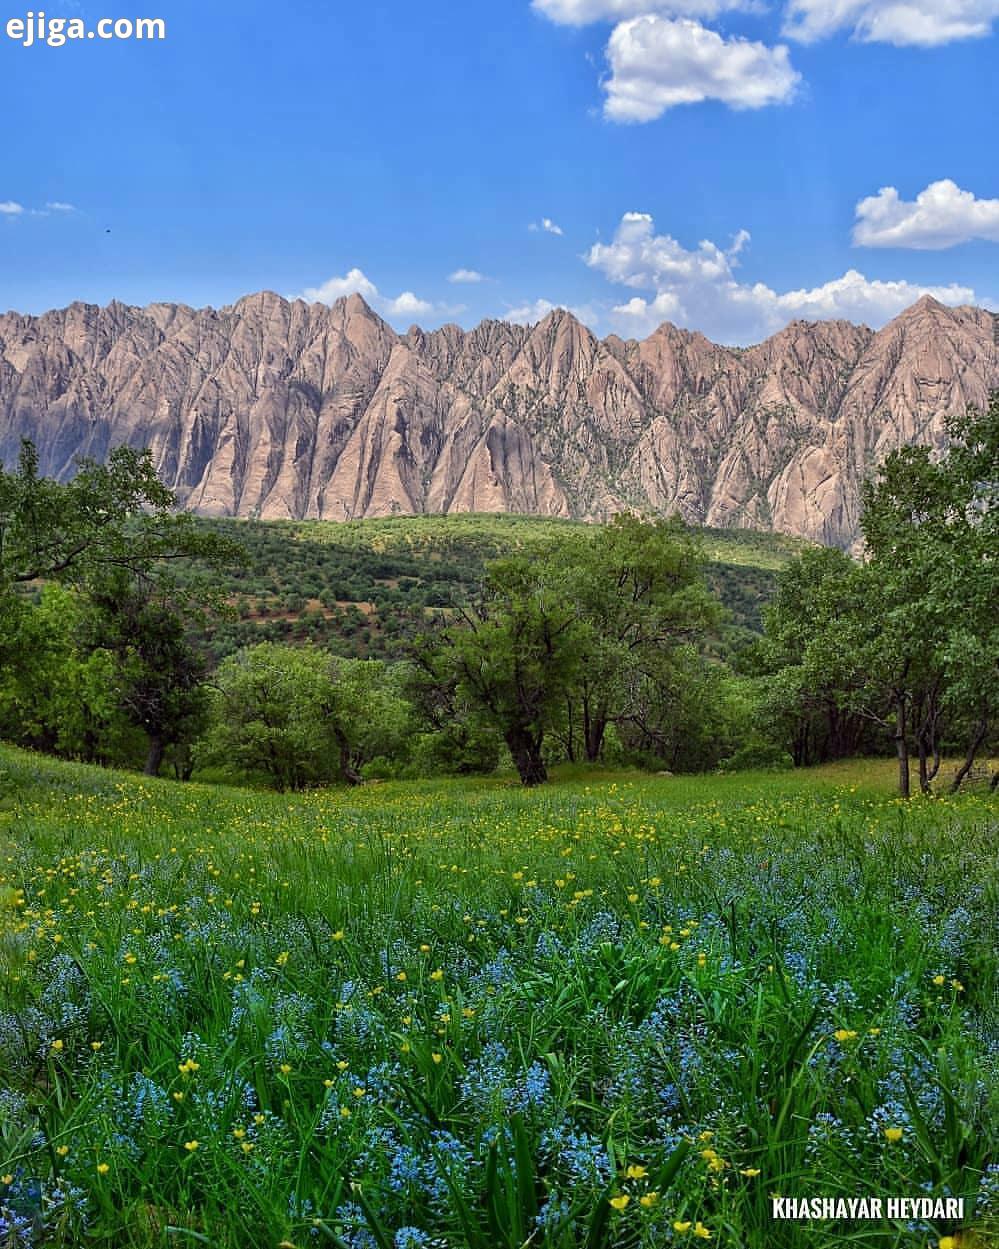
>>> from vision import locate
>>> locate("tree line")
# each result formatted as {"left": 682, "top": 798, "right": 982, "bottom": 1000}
{"left": 0, "top": 400, "right": 995, "bottom": 795}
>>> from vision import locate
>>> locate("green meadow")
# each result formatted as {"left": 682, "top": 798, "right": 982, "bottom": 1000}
{"left": 1, "top": 748, "right": 995, "bottom": 1248}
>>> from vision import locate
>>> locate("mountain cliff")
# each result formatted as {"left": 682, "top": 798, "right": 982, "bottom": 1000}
{"left": 0, "top": 291, "right": 994, "bottom": 548}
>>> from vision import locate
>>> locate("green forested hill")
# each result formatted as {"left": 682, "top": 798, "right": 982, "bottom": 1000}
{"left": 175, "top": 515, "right": 803, "bottom": 662}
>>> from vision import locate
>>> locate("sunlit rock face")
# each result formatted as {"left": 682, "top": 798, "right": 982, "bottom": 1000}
{"left": 1, "top": 291, "right": 993, "bottom": 548}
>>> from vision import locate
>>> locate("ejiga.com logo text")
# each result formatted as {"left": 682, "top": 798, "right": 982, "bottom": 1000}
{"left": 5, "top": 11, "right": 166, "bottom": 47}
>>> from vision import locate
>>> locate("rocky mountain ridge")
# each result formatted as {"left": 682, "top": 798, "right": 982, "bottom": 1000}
{"left": 0, "top": 291, "right": 994, "bottom": 548}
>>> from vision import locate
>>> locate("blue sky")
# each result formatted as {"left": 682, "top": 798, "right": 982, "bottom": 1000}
{"left": 0, "top": 0, "right": 996, "bottom": 343}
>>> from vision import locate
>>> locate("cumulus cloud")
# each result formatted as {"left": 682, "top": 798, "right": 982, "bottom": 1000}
{"left": 588, "top": 210, "right": 977, "bottom": 343}
{"left": 0, "top": 201, "right": 25, "bottom": 215}
{"left": 448, "top": 268, "right": 487, "bottom": 283}
{"left": 604, "top": 17, "right": 800, "bottom": 122}
{"left": 503, "top": 298, "right": 601, "bottom": 327}
{"left": 384, "top": 290, "right": 434, "bottom": 318}
{"left": 294, "top": 268, "right": 436, "bottom": 322}
{"left": 529, "top": 217, "right": 564, "bottom": 235}
{"left": 298, "top": 268, "right": 379, "bottom": 304}
{"left": 853, "top": 179, "right": 999, "bottom": 250}
{"left": 782, "top": 0, "right": 999, "bottom": 45}
{"left": 533, "top": 0, "right": 756, "bottom": 22}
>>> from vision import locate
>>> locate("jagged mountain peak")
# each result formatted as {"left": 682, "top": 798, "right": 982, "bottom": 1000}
{"left": 0, "top": 295, "right": 992, "bottom": 547}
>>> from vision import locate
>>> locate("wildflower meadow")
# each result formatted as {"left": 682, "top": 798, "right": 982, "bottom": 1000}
{"left": 0, "top": 749, "right": 995, "bottom": 1248}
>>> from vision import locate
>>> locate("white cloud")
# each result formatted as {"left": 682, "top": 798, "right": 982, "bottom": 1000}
{"left": 782, "top": 0, "right": 999, "bottom": 45}
{"left": 503, "top": 298, "right": 601, "bottom": 326}
{"left": 604, "top": 17, "right": 801, "bottom": 122}
{"left": 588, "top": 210, "right": 977, "bottom": 343}
{"left": 299, "top": 267, "right": 379, "bottom": 304}
{"left": 384, "top": 290, "right": 434, "bottom": 318}
{"left": 853, "top": 179, "right": 999, "bottom": 250}
{"left": 295, "top": 267, "right": 437, "bottom": 323}
{"left": 0, "top": 201, "right": 24, "bottom": 215}
{"left": 45, "top": 201, "right": 77, "bottom": 213}
{"left": 529, "top": 217, "right": 564, "bottom": 235}
{"left": 448, "top": 268, "right": 487, "bottom": 283}
{"left": 533, "top": 0, "right": 756, "bottom": 22}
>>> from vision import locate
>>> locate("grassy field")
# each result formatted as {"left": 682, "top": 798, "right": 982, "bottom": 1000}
{"left": 0, "top": 749, "right": 995, "bottom": 1248}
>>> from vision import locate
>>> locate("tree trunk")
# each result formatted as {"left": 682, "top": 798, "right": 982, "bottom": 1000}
{"left": 893, "top": 695, "right": 910, "bottom": 799}
{"left": 584, "top": 715, "right": 607, "bottom": 764}
{"left": 144, "top": 732, "right": 165, "bottom": 777}
{"left": 564, "top": 697, "right": 576, "bottom": 763}
{"left": 917, "top": 736, "right": 932, "bottom": 795}
{"left": 506, "top": 726, "right": 547, "bottom": 786}
{"left": 951, "top": 717, "right": 988, "bottom": 794}
{"left": 335, "top": 731, "right": 363, "bottom": 786}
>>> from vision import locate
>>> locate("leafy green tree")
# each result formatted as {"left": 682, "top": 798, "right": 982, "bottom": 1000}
{"left": 762, "top": 401, "right": 998, "bottom": 796}
{"left": 0, "top": 439, "right": 242, "bottom": 776}
{"left": 566, "top": 515, "right": 718, "bottom": 762}
{"left": 84, "top": 572, "right": 211, "bottom": 776}
{"left": 0, "top": 585, "right": 128, "bottom": 763}
{"left": 760, "top": 548, "right": 873, "bottom": 767}
{"left": 430, "top": 557, "right": 587, "bottom": 786}
{"left": 859, "top": 402, "right": 998, "bottom": 794}
{"left": 201, "top": 644, "right": 411, "bottom": 789}
{"left": 0, "top": 440, "right": 219, "bottom": 589}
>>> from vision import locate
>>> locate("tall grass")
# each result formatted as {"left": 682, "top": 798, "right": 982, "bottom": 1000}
{"left": 0, "top": 749, "right": 995, "bottom": 1248}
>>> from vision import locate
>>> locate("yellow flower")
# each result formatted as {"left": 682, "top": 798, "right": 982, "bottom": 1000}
{"left": 639, "top": 1192, "right": 659, "bottom": 1208}
{"left": 1, "top": 1175, "right": 13, "bottom": 1185}
{"left": 254, "top": 1113, "right": 266, "bottom": 1125}
{"left": 430, "top": 969, "right": 444, "bottom": 982}
{"left": 697, "top": 1131, "right": 713, "bottom": 1142}
{"left": 172, "top": 1091, "right": 185, "bottom": 1102}
{"left": 56, "top": 1145, "right": 69, "bottom": 1157}
{"left": 938, "top": 1238, "right": 959, "bottom": 1249}
{"left": 884, "top": 1127, "right": 904, "bottom": 1143}
{"left": 693, "top": 1222, "right": 712, "bottom": 1239}
{"left": 331, "top": 930, "right": 345, "bottom": 942}
{"left": 90, "top": 1040, "right": 103, "bottom": 1051}
{"left": 625, "top": 1164, "right": 648, "bottom": 1179}
{"left": 431, "top": 1053, "right": 443, "bottom": 1065}
{"left": 184, "top": 1140, "right": 199, "bottom": 1152}
{"left": 275, "top": 951, "right": 289, "bottom": 967}
{"left": 337, "top": 1060, "right": 350, "bottom": 1071}
{"left": 740, "top": 1168, "right": 761, "bottom": 1177}
{"left": 609, "top": 1194, "right": 630, "bottom": 1211}
{"left": 233, "top": 1129, "right": 246, "bottom": 1140}
{"left": 395, "top": 971, "right": 407, "bottom": 982}
{"left": 673, "top": 1221, "right": 692, "bottom": 1233}
{"left": 242, "top": 1142, "right": 255, "bottom": 1154}
{"left": 279, "top": 1063, "right": 292, "bottom": 1075}
{"left": 932, "top": 975, "right": 946, "bottom": 986}
{"left": 951, "top": 980, "right": 964, "bottom": 992}
{"left": 50, "top": 1039, "right": 64, "bottom": 1053}
{"left": 833, "top": 1029, "right": 857, "bottom": 1043}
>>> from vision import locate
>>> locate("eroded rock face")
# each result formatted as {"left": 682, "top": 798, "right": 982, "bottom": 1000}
{"left": 0, "top": 291, "right": 993, "bottom": 547}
